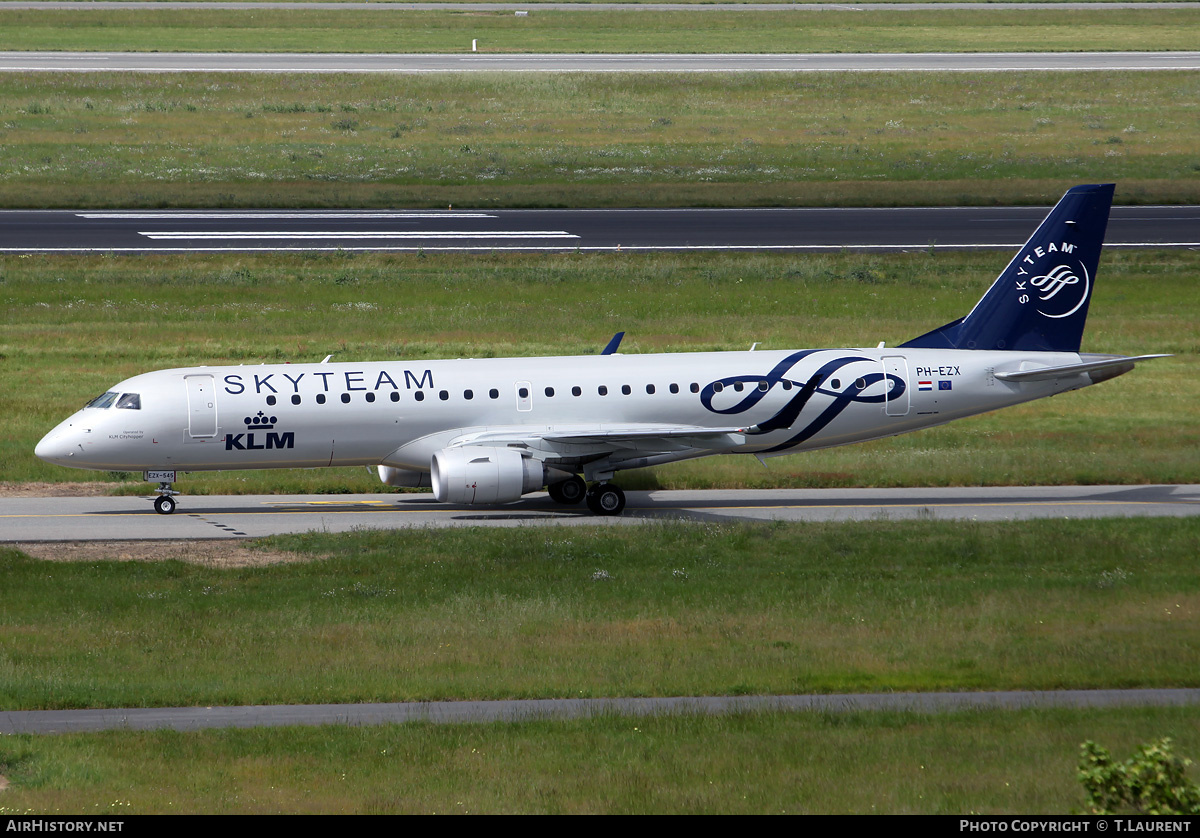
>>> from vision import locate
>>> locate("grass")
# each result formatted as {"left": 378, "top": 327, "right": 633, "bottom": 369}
{"left": 1, "top": 707, "right": 1198, "bottom": 813}
{"left": 3, "top": 518, "right": 1199, "bottom": 711}
{"left": 2, "top": 70, "right": 1199, "bottom": 208}
{"left": 3, "top": 8, "right": 1199, "bottom": 54}
{"left": 3, "top": 248, "right": 1196, "bottom": 493}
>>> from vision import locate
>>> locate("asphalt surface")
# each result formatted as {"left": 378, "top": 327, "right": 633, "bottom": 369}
{"left": 5, "top": 50, "right": 1200, "bottom": 73}
{"left": 4, "top": 485, "right": 1198, "bottom": 541}
{"left": 6, "top": 689, "right": 1200, "bottom": 734}
{"left": 3, "top": 205, "right": 1198, "bottom": 253}
{"left": 5, "top": 2, "right": 1199, "bottom": 10}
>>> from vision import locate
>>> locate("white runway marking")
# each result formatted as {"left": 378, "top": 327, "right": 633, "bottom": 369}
{"left": 137, "top": 230, "right": 580, "bottom": 240}
{"left": 80, "top": 212, "right": 495, "bottom": 220}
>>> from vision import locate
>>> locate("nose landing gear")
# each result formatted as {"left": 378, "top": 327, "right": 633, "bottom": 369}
{"left": 145, "top": 473, "right": 180, "bottom": 515}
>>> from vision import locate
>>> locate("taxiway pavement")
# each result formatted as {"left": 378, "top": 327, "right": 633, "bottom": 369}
{"left": 7, "top": 688, "right": 1200, "bottom": 735}
{"left": 4, "top": 485, "right": 1198, "bottom": 542}
{"left": 5, "top": 51, "right": 1200, "bottom": 73}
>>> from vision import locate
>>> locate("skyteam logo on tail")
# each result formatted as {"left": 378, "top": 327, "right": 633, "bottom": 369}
{"left": 1031, "top": 264, "right": 1090, "bottom": 319}
{"left": 1014, "top": 242, "right": 1090, "bottom": 320}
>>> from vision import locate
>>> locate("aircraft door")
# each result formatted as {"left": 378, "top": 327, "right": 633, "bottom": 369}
{"left": 882, "top": 356, "right": 910, "bottom": 417}
{"left": 185, "top": 374, "right": 218, "bottom": 437}
{"left": 515, "top": 381, "right": 533, "bottom": 412}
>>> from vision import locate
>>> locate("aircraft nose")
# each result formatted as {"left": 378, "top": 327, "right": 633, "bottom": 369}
{"left": 35, "top": 428, "right": 79, "bottom": 464}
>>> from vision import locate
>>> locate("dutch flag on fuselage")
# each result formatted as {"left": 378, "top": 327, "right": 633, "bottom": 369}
{"left": 901, "top": 183, "right": 1114, "bottom": 354}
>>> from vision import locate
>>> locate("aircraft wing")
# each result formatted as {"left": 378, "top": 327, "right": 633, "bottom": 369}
{"left": 451, "top": 424, "right": 748, "bottom": 453}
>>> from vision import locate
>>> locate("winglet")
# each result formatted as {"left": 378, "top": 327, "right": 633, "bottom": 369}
{"left": 601, "top": 332, "right": 625, "bottom": 355}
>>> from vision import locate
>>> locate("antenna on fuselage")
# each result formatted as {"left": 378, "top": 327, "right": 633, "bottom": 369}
{"left": 321, "top": 355, "right": 333, "bottom": 364}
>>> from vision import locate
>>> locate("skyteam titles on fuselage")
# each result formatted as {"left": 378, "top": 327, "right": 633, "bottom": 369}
{"left": 221, "top": 367, "right": 434, "bottom": 396}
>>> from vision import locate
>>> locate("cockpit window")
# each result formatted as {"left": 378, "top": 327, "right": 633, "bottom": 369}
{"left": 116, "top": 393, "right": 141, "bottom": 410}
{"left": 86, "top": 391, "right": 119, "bottom": 409}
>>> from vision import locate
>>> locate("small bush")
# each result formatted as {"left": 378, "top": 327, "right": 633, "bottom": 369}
{"left": 1078, "top": 738, "right": 1200, "bottom": 815}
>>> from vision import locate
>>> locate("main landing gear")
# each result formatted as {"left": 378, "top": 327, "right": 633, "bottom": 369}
{"left": 585, "top": 482, "right": 626, "bottom": 516}
{"left": 546, "top": 475, "right": 626, "bottom": 516}
{"left": 547, "top": 474, "right": 586, "bottom": 505}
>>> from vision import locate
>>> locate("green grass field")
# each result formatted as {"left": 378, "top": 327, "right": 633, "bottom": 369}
{"left": 4, "top": 248, "right": 1196, "bottom": 493}
{"left": 3, "top": 518, "right": 1200, "bottom": 813}
{"left": 3, "top": 70, "right": 1198, "bottom": 208}
{"left": 1, "top": 707, "right": 1198, "bottom": 814}
{"left": 3, "top": 8, "right": 1198, "bottom": 54}
{"left": 4, "top": 519, "right": 1199, "bottom": 711}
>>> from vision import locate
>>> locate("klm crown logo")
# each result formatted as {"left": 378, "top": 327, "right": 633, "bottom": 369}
{"left": 244, "top": 411, "right": 276, "bottom": 430}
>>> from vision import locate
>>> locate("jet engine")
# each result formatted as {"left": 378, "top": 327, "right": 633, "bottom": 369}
{"left": 376, "top": 465, "right": 432, "bottom": 488}
{"left": 431, "top": 447, "right": 544, "bottom": 505}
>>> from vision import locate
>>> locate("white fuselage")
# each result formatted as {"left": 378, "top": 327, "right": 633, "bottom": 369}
{"left": 35, "top": 347, "right": 1089, "bottom": 479}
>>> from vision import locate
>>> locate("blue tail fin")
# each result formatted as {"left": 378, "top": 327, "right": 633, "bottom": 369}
{"left": 901, "top": 184, "right": 1114, "bottom": 353}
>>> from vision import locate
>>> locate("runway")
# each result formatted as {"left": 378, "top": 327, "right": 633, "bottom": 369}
{"left": 3, "top": 485, "right": 1198, "bottom": 542}
{"left": 3, "top": 205, "right": 1198, "bottom": 253}
{"left": 5, "top": 51, "right": 1200, "bottom": 74}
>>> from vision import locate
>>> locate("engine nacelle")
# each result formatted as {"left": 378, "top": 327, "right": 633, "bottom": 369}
{"left": 431, "top": 447, "right": 543, "bottom": 505}
{"left": 376, "top": 465, "right": 432, "bottom": 488}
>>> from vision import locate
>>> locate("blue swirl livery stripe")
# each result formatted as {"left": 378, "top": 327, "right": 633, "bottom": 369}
{"left": 700, "top": 350, "right": 821, "bottom": 415}
{"left": 700, "top": 352, "right": 907, "bottom": 454}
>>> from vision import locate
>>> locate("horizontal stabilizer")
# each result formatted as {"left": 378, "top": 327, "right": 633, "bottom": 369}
{"left": 995, "top": 354, "right": 1170, "bottom": 383}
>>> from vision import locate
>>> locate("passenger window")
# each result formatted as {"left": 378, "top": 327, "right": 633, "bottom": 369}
{"left": 489, "top": 389, "right": 499, "bottom": 399}
{"left": 855, "top": 378, "right": 866, "bottom": 390}
{"left": 341, "top": 393, "right": 351, "bottom": 403}
{"left": 621, "top": 385, "right": 631, "bottom": 395}
{"left": 758, "top": 381, "right": 769, "bottom": 392}
{"left": 415, "top": 391, "right": 425, "bottom": 402}
{"left": 390, "top": 392, "right": 400, "bottom": 402}
{"left": 545, "top": 387, "right": 555, "bottom": 397}
{"left": 518, "top": 387, "right": 529, "bottom": 398}
{"left": 831, "top": 379, "right": 841, "bottom": 389}
{"left": 439, "top": 390, "right": 449, "bottom": 401}
{"left": 713, "top": 382, "right": 724, "bottom": 393}
{"left": 316, "top": 394, "right": 327, "bottom": 405}
{"left": 86, "top": 392, "right": 119, "bottom": 409}
{"left": 116, "top": 393, "right": 141, "bottom": 410}
{"left": 572, "top": 386, "right": 581, "bottom": 397}
{"left": 598, "top": 385, "right": 608, "bottom": 396}
{"left": 782, "top": 380, "right": 793, "bottom": 391}
{"left": 464, "top": 390, "right": 474, "bottom": 400}
{"left": 669, "top": 383, "right": 679, "bottom": 394}
{"left": 292, "top": 395, "right": 302, "bottom": 405}
{"left": 690, "top": 383, "right": 699, "bottom": 393}
{"left": 646, "top": 384, "right": 655, "bottom": 395}
{"left": 734, "top": 382, "right": 744, "bottom": 392}
{"left": 266, "top": 395, "right": 277, "bottom": 406}
{"left": 366, "top": 392, "right": 376, "bottom": 403}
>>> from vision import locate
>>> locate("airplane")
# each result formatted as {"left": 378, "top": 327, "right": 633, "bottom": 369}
{"left": 35, "top": 183, "right": 1166, "bottom": 516}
